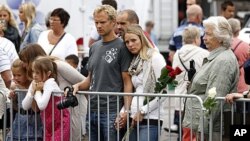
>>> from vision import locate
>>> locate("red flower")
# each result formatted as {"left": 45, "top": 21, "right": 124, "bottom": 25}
{"left": 166, "top": 65, "right": 174, "bottom": 72}
{"left": 174, "top": 67, "right": 182, "bottom": 75}
{"left": 168, "top": 71, "right": 176, "bottom": 79}
{"left": 167, "top": 67, "right": 182, "bottom": 79}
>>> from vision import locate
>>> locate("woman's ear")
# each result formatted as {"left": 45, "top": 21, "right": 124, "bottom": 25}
{"left": 47, "top": 71, "right": 52, "bottom": 77}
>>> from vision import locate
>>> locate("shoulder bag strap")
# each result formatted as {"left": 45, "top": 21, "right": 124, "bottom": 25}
{"left": 232, "top": 40, "right": 243, "bottom": 52}
{"left": 49, "top": 32, "right": 66, "bottom": 55}
{"left": 178, "top": 53, "right": 188, "bottom": 71}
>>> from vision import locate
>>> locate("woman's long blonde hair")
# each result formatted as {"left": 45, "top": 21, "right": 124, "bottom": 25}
{"left": 19, "top": 2, "right": 36, "bottom": 31}
{"left": 122, "top": 24, "right": 155, "bottom": 60}
{"left": 0, "top": 4, "right": 18, "bottom": 28}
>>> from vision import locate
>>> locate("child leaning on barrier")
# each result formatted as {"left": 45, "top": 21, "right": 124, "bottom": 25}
{"left": 7, "top": 59, "right": 43, "bottom": 141}
{"left": 22, "top": 56, "right": 70, "bottom": 141}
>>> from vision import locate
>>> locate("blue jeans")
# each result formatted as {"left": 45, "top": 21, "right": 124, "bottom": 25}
{"left": 129, "top": 125, "right": 160, "bottom": 141}
{"left": 88, "top": 111, "right": 117, "bottom": 141}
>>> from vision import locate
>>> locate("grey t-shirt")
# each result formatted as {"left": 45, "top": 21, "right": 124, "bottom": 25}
{"left": 88, "top": 38, "right": 132, "bottom": 112}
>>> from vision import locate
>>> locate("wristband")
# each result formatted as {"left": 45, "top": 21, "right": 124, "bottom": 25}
{"left": 243, "top": 91, "right": 249, "bottom": 98}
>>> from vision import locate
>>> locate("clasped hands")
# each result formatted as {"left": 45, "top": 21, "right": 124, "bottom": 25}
{"left": 31, "top": 81, "right": 44, "bottom": 95}
{"left": 114, "top": 111, "right": 144, "bottom": 130}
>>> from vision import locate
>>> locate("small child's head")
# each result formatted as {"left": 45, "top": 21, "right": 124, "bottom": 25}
{"left": 11, "top": 59, "right": 30, "bottom": 86}
{"left": 65, "top": 54, "right": 79, "bottom": 69}
{"left": 32, "top": 56, "right": 57, "bottom": 83}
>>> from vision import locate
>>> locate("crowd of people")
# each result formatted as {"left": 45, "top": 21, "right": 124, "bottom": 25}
{"left": 0, "top": 0, "right": 249, "bottom": 141}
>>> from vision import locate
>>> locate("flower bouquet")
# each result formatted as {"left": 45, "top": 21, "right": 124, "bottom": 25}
{"left": 144, "top": 65, "right": 182, "bottom": 105}
{"left": 203, "top": 87, "right": 217, "bottom": 117}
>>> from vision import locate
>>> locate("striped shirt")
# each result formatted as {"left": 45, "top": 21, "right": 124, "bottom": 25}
{"left": 0, "top": 37, "right": 19, "bottom": 73}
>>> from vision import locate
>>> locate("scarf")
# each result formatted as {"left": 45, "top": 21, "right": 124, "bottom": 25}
{"left": 128, "top": 55, "right": 144, "bottom": 76}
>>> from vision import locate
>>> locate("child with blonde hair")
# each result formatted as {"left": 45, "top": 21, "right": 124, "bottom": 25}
{"left": 7, "top": 59, "right": 43, "bottom": 141}
{"left": 22, "top": 56, "right": 70, "bottom": 141}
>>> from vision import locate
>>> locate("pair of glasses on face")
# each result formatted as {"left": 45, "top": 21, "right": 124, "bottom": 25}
{"left": 49, "top": 18, "right": 61, "bottom": 22}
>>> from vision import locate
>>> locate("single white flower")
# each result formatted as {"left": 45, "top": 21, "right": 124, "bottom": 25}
{"left": 208, "top": 87, "right": 217, "bottom": 98}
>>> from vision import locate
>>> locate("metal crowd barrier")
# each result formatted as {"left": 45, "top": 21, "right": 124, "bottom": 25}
{"left": 208, "top": 97, "right": 250, "bottom": 141}
{"left": 2, "top": 90, "right": 206, "bottom": 141}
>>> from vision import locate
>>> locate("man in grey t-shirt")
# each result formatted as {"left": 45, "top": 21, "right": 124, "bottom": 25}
{"left": 72, "top": 5, "right": 133, "bottom": 141}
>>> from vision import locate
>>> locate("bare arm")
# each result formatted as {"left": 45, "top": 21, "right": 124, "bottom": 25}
{"left": 115, "top": 72, "right": 133, "bottom": 130}
{"left": 122, "top": 72, "right": 133, "bottom": 111}
{"left": 1, "top": 70, "right": 12, "bottom": 89}
{"left": 72, "top": 72, "right": 91, "bottom": 96}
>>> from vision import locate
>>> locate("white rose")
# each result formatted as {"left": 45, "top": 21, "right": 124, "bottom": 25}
{"left": 208, "top": 87, "right": 217, "bottom": 98}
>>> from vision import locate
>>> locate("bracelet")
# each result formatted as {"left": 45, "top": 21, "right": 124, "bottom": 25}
{"left": 243, "top": 91, "right": 249, "bottom": 98}
{"left": 124, "top": 110, "right": 131, "bottom": 114}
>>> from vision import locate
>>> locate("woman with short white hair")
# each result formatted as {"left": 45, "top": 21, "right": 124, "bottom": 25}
{"left": 182, "top": 16, "right": 239, "bottom": 141}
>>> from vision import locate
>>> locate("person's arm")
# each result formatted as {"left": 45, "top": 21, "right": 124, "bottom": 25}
{"left": 115, "top": 71, "right": 133, "bottom": 130}
{"left": 225, "top": 91, "right": 250, "bottom": 104}
{"left": 34, "top": 80, "right": 56, "bottom": 110}
{"left": 122, "top": 72, "right": 133, "bottom": 111}
{"left": 56, "top": 60, "right": 85, "bottom": 85}
{"left": 22, "top": 82, "right": 35, "bottom": 110}
{"left": 1, "top": 70, "right": 12, "bottom": 89}
{"left": 72, "top": 72, "right": 91, "bottom": 96}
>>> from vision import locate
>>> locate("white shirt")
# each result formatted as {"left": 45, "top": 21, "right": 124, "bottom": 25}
{"left": 22, "top": 78, "right": 61, "bottom": 110}
{"left": 38, "top": 30, "right": 78, "bottom": 60}
{"left": 0, "top": 37, "right": 19, "bottom": 73}
{"left": 130, "top": 52, "right": 166, "bottom": 120}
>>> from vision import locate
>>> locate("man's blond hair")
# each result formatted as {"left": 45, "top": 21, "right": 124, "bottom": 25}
{"left": 93, "top": 5, "right": 117, "bottom": 21}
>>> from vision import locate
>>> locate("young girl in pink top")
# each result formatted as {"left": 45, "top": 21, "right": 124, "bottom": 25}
{"left": 22, "top": 56, "right": 70, "bottom": 141}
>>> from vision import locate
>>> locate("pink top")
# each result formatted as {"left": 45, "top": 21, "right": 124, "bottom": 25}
{"left": 232, "top": 38, "right": 250, "bottom": 93}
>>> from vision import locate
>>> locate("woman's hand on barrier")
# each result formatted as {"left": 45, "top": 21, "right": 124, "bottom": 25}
{"left": 225, "top": 93, "right": 242, "bottom": 104}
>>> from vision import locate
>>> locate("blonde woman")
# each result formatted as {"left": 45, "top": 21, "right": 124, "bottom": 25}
{"left": 0, "top": 4, "right": 20, "bottom": 52}
{"left": 122, "top": 24, "right": 166, "bottom": 141}
{"left": 19, "top": 2, "right": 43, "bottom": 51}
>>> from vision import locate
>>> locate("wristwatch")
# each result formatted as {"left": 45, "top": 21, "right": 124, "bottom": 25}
{"left": 243, "top": 91, "right": 249, "bottom": 98}
{"left": 140, "top": 109, "right": 146, "bottom": 115}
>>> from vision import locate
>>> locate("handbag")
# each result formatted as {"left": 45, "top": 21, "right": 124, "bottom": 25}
{"left": 49, "top": 32, "right": 66, "bottom": 55}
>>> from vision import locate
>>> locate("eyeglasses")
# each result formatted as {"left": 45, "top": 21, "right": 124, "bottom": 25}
{"left": 49, "top": 18, "right": 61, "bottom": 22}
{"left": 186, "top": 3, "right": 195, "bottom": 6}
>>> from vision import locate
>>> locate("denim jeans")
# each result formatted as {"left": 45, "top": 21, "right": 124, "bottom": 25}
{"left": 88, "top": 111, "right": 117, "bottom": 141}
{"left": 129, "top": 125, "right": 160, "bottom": 141}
